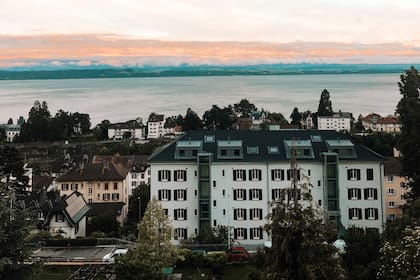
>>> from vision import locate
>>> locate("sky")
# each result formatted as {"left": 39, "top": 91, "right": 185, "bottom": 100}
{"left": 1, "top": 0, "right": 420, "bottom": 68}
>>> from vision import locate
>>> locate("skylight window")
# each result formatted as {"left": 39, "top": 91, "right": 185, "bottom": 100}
{"left": 268, "top": 146, "right": 279, "bottom": 154}
{"left": 204, "top": 135, "right": 215, "bottom": 143}
{"left": 247, "top": 146, "right": 259, "bottom": 154}
{"left": 310, "top": 135, "right": 322, "bottom": 142}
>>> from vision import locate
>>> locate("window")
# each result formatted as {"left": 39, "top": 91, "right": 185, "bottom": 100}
{"left": 174, "top": 170, "right": 187, "bottom": 182}
{"left": 103, "top": 193, "right": 110, "bottom": 201}
{"left": 288, "top": 189, "right": 301, "bottom": 201}
{"left": 174, "top": 209, "right": 187, "bottom": 220}
{"left": 222, "top": 189, "right": 225, "bottom": 196}
{"left": 250, "top": 208, "right": 263, "bottom": 220}
{"left": 71, "top": 183, "right": 78, "bottom": 191}
{"left": 213, "top": 200, "right": 216, "bottom": 207}
{"left": 387, "top": 176, "right": 394, "bottom": 182}
{"left": 114, "top": 183, "right": 118, "bottom": 190}
{"left": 55, "top": 213, "right": 65, "bottom": 223}
{"left": 348, "top": 188, "right": 361, "bottom": 200}
{"left": 249, "top": 189, "right": 262, "bottom": 200}
{"left": 88, "top": 198, "right": 92, "bottom": 204}
{"left": 317, "top": 180, "right": 321, "bottom": 187}
{"left": 347, "top": 169, "right": 361, "bottom": 181}
{"left": 287, "top": 169, "right": 301, "bottom": 181}
{"left": 61, "top": 184, "right": 69, "bottom": 191}
{"left": 249, "top": 169, "right": 262, "bottom": 181}
{"left": 401, "top": 194, "right": 405, "bottom": 200}
{"left": 222, "top": 170, "right": 225, "bottom": 176}
{"left": 97, "top": 183, "right": 100, "bottom": 189}
{"left": 204, "top": 135, "right": 215, "bottom": 143}
{"left": 388, "top": 188, "right": 395, "bottom": 195}
{"left": 364, "top": 188, "right": 378, "bottom": 200}
{"left": 174, "top": 189, "right": 187, "bottom": 201}
{"left": 349, "top": 208, "right": 362, "bottom": 220}
{"left": 233, "top": 169, "right": 246, "bottom": 181}
{"left": 194, "top": 209, "right": 198, "bottom": 216}
{"left": 308, "top": 169, "right": 311, "bottom": 176}
{"left": 104, "top": 183, "right": 109, "bottom": 190}
{"left": 388, "top": 214, "right": 396, "bottom": 221}
{"left": 158, "top": 170, "right": 171, "bottom": 182}
{"left": 233, "top": 189, "right": 247, "bottom": 200}
{"left": 174, "top": 228, "right": 187, "bottom": 240}
{"left": 271, "top": 169, "right": 285, "bottom": 181}
{"left": 234, "top": 208, "right": 247, "bottom": 220}
{"left": 131, "top": 181, "right": 137, "bottom": 187}
{"left": 223, "top": 209, "right": 226, "bottom": 215}
{"left": 158, "top": 189, "right": 171, "bottom": 201}
{"left": 132, "top": 173, "right": 137, "bottom": 179}
{"left": 213, "top": 181, "right": 216, "bottom": 188}
{"left": 112, "top": 193, "right": 119, "bottom": 201}
{"left": 250, "top": 228, "right": 263, "bottom": 240}
{"left": 272, "top": 189, "right": 286, "bottom": 201}
{"left": 268, "top": 146, "right": 279, "bottom": 154}
{"left": 234, "top": 228, "right": 247, "bottom": 240}
{"left": 88, "top": 188, "right": 93, "bottom": 195}
{"left": 221, "top": 149, "right": 227, "bottom": 156}
{"left": 366, "top": 169, "right": 374, "bottom": 181}
{"left": 365, "top": 208, "right": 379, "bottom": 220}
{"left": 247, "top": 146, "right": 259, "bottom": 154}
{"left": 388, "top": 201, "right": 396, "bottom": 208}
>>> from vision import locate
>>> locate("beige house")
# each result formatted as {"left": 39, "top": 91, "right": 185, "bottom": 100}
{"left": 362, "top": 113, "right": 401, "bottom": 133}
{"left": 384, "top": 157, "right": 408, "bottom": 221}
{"left": 56, "top": 157, "right": 130, "bottom": 223}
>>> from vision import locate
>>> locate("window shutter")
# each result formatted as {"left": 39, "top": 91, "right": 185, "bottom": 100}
{"left": 234, "top": 190, "right": 237, "bottom": 200}
{"left": 347, "top": 170, "right": 351, "bottom": 180}
{"left": 234, "top": 209, "right": 237, "bottom": 220}
{"left": 364, "top": 189, "right": 368, "bottom": 199}
{"left": 272, "top": 189, "right": 275, "bottom": 200}
{"left": 243, "top": 170, "right": 247, "bottom": 181}
{"left": 374, "top": 189, "right": 378, "bottom": 200}
{"left": 258, "top": 170, "right": 262, "bottom": 181}
{"left": 183, "top": 228, "right": 187, "bottom": 238}
{"left": 259, "top": 228, "right": 263, "bottom": 239}
{"left": 365, "top": 208, "right": 369, "bottom": 219}
{"left": 174, "top": 191, "right": 178, "bottom": 201}
{"left": 259, "top": 209, "right": 263, "bottom": 219}
{"left": 184, "top": 190, "right": 187, "bottom": 200}
{"left": 173, "top": 209, "right": 177, "bottom": 220}
{"left": 297, "top": 170, "right": 300, "bottom": 181}
{"left": 248, "top": 170, "right": 252, "bottom": 180}
{"left": 174, "top": 171, "right": 178, "bottom": 182}
{"left": 244, "top": 229, "right": 248, "bottom": 239}
{"left": 244, "top": 210, "right": 247, "bottom": 220}
{"left": 168, "top": 190, "right": 171, "bottom": 201}
{"left": 168, "top": 171, "right": 171, "bottom": 181}
{"left": 259, "top": 189, "right": 262, "bottom": 200}
{"left": 249, "top": 189, "right": 252, "bottom": 200}
{"left": 185, "top": 209, "right": 187, "bottom": 220}
{"left": 375, "top": 209, "right": 378, "bottom": 220}
{"left": 348, "top": 208, "right": 352, "bottom": 219}
{"left": 357, "top": 169, "right": 361, "bottom": 180}
{"left": 348, "top": 189, "right": 351, "bottom": 199}
{"left": 234, "top": 229, "right": 238, "bottom": 239}
{"left": 158, "top": 190, "right": 162, "bottom": 200}
{"left": 243, "top": 190, "right": 247, "bottom": 200}
{"left": 281, "top": 169, "right": 285, "bottom": 180}
{"left": 271, "top": 170, "right": 274, "bottom": 180}
{"left": 233, "top": 170, "right": 237, "bottom": 181}
{"left": 358, "top": 189, "right": 361, "bottom": 200}
{"left": 184, "top": 170, "right": 187, "bottom": 181}
{"left": 249, "top": 209, "right": 253, "bottom": 219}
{"left": 358, "top": 209, "right": 362, "bottom": 219}
{"left": 158, "top": 171, "right": 162, "bottom": 181}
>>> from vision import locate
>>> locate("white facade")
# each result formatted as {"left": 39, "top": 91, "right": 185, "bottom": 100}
{"left": 48, "top": 214, "right": 87, "bottom": 239}
{"left": 108, "top": 127, "right": 145, "bottom": 140}
{"left": 5, "top": 124, "right": 20, "bottom": 142}
{"left": 318, "top": 116, "right": 351, "bottom": 132}
{"left": 128, "top": 167, "right": 151, "bottom": 195}
{"left": 151, "top": 160, "right": 384, "bottom": 247}
{"left": 148, "top": 120, "right": 165, "bottom": 139}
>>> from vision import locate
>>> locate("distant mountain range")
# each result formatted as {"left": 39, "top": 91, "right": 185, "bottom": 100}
{"left": 0, "top": 64, "right": 418, "bottom": 80}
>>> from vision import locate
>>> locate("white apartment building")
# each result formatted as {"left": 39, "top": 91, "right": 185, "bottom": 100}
{"left": 149, "top": 130, "right": 385, "bottom": 247}
{"left": 318, "top": 112, "right": 352, "bottom": 132}
{"left": 108, "top": 120, "right": 145, "bottom": 140}
{"left": 5, "top": 124, "right": 21, "bottom": 142}
{"left": 147, "top": 114, "right": 165, "bottom": 139}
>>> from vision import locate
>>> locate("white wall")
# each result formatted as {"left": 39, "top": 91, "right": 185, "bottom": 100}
{"left": 318, "top": 117, "right": 351, "bottom": 132}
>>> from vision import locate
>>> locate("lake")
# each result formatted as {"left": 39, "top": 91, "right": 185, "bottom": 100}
{"left": 0, "top": 74, "right": 402, "bottom": 126}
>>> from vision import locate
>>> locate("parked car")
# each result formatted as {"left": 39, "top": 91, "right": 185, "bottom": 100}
{"left": 102, "top": 248, "right": 128, "bottom": 263}
{"left": 227, "top": 246, "right": 249, "bottom": 262}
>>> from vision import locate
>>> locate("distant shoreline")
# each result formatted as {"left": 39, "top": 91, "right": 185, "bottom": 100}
{"left": 0, "top": 64, "right": 417, "bottom": 80}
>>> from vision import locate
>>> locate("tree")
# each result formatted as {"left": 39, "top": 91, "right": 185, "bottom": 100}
{"left": 264, "top": 149, "right": 345, "bottom": 280}
{"left": 268, "top": 112, "right": 289, "bottom": 126}
{"left": 234, "top": 99, "right": 257, "bottom": 117}
{"left": 115, "top": 197, "right": 177, "bottom": 280}
{"left": 21, "top": 100, "right": 51, "bottom": 141}
{"left": 290, "top": 107, "right": 302, "bottom": 127}
{"left": 396, "top": 66, "right": 420, "bottom": 199}
{"left": 202, "top": 105, "right": 236, "bottom": 130}
{"left": 94, "top": 119, "right": 111, "bottom": 141}
{"left": 183, "top": 108, "right": 202, "bottom": 131}
{"left": 72, "top": 112, "right": 91, "bottom": 134}
{"left": 7, "top": 118, "right": 13, "bottom": 125}
{"left": 317, "top": 89, "right": 333, "bottom": 117}
{"left": 126, "top": 184, "right": 151, "bottom": 225}
{"left": 0, "top": 147, "right": 34, "bottom": 278}
{"left": 87, "top": 213, "right": 120, "bottom": 237}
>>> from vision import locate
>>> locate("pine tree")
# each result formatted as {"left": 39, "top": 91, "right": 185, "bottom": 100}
{"left": 115, "top": 197, "right": 177, "bottom": 280}
{"left": 317, "top": 89, "right": 333, "bottom": 117}
{"left": 396, "top": 66, "right": 420, "bottom": 199}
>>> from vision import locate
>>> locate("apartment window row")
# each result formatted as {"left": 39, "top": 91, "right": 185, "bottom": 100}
{"left": 233, "top": 208, "right": 263, "bottom": 220}
{"left": 102, "top": 193, "right": 120, "bottom": 201}
{"left": 348, "top": 208, "right": 379, "bottom": 220}
{"left": 234, "top": 227, "right": 264, "bottom": 240}
{"left": 347, "top": 188, "right": 378, "bottom": 200}
{"left": 158, "top": 170, "right": 187, "bottom": 182}
{"left": 173, "top": 208, "right": 188, "bottom": 220}
{"left": 158, "top": 189, "right": 188, "bottom": 201}
{"left": 233, "top": 169, "right": 262, "bottom": 181}
{"left": 233, "top": 189, "right": 263, "bottom": 200}
{"left": 347, "top": 168, "right": 374, "bottom": 181}
{"left": 271, "top": 188, "right": 301, "bottom": 201}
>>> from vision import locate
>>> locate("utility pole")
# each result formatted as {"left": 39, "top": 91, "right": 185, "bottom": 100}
{"left": 138, "top": 196, "right": 141, "bottom": 222}
{"left": 290, "top": 139, "right": 298, "bottom": 211}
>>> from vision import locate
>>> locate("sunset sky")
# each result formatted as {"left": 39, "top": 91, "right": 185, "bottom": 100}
{"left": 1, "top": 0, "right": 420, "bottom": 68}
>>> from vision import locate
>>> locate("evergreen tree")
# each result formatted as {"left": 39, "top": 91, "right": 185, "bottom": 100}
{"left": 183, "top": 108, "right": 202, "bottom": 131}
{"left": 290, "top": 107, "right": 302, "bottom": 127}
{"left": 202, "top": 105, "right": 236, "bottom": 130}
{"left": 115, "top": 197, "right": 177, "bottom": 280}
{"left": 7, "top": 118, "right": 13, "bottom": 125}
{"left": 234, "top": 99, "right": 257, "bottom": 117}
{"left": 396, "top": 66, "right": 420, "bottom": 199}
{"left": 268, "top": 112, "right": 289, "bottom": 126}
{"left": 317, "top": 89, "right": 333, "bottom": 117}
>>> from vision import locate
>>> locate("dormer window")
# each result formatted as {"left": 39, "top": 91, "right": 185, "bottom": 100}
{"left": 204, "top": 135, "right": 215, "bottom": 143}
{"left": 175, "top": 140, "right": 203, "bottom": 159}
{"left": 247, "top": 146, "right": 259, "bottom": 154}
{"left": 217, "top": 140, "right": 243, "bottom": 159}
{"left": 283, "top": 140, "right": 314, "bottom": 159}
{"left": 325, "top": 140, "right": 357, "bottom": 158}
{"left": 268, "top": 146, "right": 279, "bottom": 154}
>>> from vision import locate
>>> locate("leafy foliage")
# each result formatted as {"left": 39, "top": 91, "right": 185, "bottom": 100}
{"left": 234, "top": 99, "right": 257, "bottom": 117}
{"left": 396, "top": 66, "right": 420, "bottom": 199}
{"left": 183, "top": 108, "right": 202, "bottom": 131}
{"left": 290, "top": 107, "right": 302, "bottom": 127}
{"left": 317, "top": 89, "right": 333, "bottom": 117}
{"left": 202, "top": 105, "right": 237, "bottom": 130}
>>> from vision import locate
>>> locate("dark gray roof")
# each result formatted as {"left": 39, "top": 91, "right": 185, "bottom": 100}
{"left": 87, "top": 202, "right": 124, "bottom": 217}
{"left": 384, "top": 157, "right": 402, "bottom": 176}
{"left": 149, "top": 130, "right": 384, "bottom": 163}
{"left": 56, "top": 161, "right": 127, "bottom": 182}
{"left": 109, "top": 120, "right": 144, "bottom": 129}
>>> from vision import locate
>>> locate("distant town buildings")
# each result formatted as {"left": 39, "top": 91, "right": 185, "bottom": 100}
{"left": 108, "top": 119, "right": 145, "bottom": 140}
{"left": 147, "top": 114, "right": 165, "bottom": 139}
{"left": 384, "top": 156, "right": 408, "bottom": 221}
{"left": 149, "top": 130, "right": 385, "bottom": 246}
{"left": 362, "top": 113, "right": 401, "bottom": 133}
{"left": 317, "top": 112, "right": 352, "bottom": 132}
